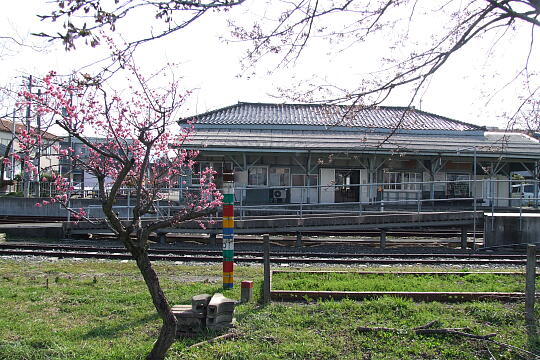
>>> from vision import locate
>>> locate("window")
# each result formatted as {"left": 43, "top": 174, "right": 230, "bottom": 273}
{"left": 192, "top": 161, "right": 233, "bottom": 188}
{"left": 269, "top": 167, "right": 290, "bottom": 186}
{"left": 42, "top": 143, "right": 54, "bottom": 156}
{"left": 292, "top": 174, "right": 304, "bottom": 186}
{"left": 248, "top": 166, "right": 267, "bottom": 186}
{"left": 403, "top": 172, "right": 422, "bottom": 190}
{"left": 292, "top": 174, "right": 318, "bottom": 187}
{"left": 384, "top": 171, "right": 421, "bottom": 190}
{"left": 383, "top": 171, "right": 401, "bottom": 190}
{"left": 0, "top": 138, "right": 11, "bottom": 147}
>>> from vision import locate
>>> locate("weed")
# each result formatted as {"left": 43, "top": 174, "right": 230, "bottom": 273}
{"left": 0, "top": 259, "right": 534, "bottom": 359}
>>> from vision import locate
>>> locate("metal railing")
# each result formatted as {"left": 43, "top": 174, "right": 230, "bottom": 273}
{"left": 14, "top": 178, "right": 540, "bottom": 224}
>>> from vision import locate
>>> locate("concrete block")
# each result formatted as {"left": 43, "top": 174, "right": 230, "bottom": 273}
{"left": 173, "top": 308, "right": 205, "bottom": 320}
{"left": 191, "top": 294, "right": 212, "bottom": 314}
{"left": 172, "top": 304, "right": 192, "bottom": 312}
{"left": 207, "top": 293, "right": 235, "bottom": 316}
{"left": 172, "top": 308, "right": 206, "bottom": 334}
{"left": 173, "top": 293, "right": 236, "bottom": 336}
{"left": 207, "top": 323, "right": 235, "bottom": 331}
{"left": 207, "top": 316, "right": 236, "bottom": 331}
{"left": 207, "top": 312, "right": 234, "bottom": 324}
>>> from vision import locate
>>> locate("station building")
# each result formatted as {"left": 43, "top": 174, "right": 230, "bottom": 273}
{"left": 182, "top": 102, "right": 540, "bottom": 208}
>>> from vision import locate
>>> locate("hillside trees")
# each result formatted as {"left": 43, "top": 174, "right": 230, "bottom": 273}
{"left": 18, "top": 47, "right": 222, "bottom": 359}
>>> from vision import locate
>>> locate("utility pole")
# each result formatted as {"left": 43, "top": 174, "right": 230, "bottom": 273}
{"left": 36, "top": 89, "right": 43, "bottom": 197}
{"left": 23, "top": 75, "right": 32, "bottom": 198}
{"left": 472, "top": 147, "right": 477, "bottom": 248}
{"left": 10, "top": 109, "right": 16, "bottom": 192}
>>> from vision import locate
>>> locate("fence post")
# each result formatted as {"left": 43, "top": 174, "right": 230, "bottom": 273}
{"left": 239, "top": 186, "right": 244, "bottom": 220}
{"left": 461, "top": 226, "right": 468, "bottom": 250}
{"left": 263, "top": 234, "right": 271, "bottom": 304}
{"left": 526, "top": 244, "right": 536, "bottom": 325}
{"left": 359, "top": 183, "right": 363, "bottom": 215}
{"left": 299, "top": 184, "right": 303, "bottom": 219}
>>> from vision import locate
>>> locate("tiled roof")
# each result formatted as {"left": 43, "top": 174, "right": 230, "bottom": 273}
{"left": 0, "top": 119, "right": 60, "bottom": 140}
{"left": 189, "top": 102, "right": 484, "bottom": 132}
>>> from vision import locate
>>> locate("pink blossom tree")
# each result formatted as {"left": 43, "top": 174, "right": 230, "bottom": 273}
{"left": 19, "top": 52, "right": 222, "bottom": 360}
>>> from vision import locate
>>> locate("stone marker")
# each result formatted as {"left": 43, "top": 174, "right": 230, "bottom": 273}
{"left": 241, "top": 280, "right": 254, "bottom": 303}
{"left": 172, "top": 293, "right": 236, "bottom": 336}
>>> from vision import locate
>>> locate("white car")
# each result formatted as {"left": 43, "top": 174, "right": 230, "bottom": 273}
{"left": 511, "top": 183, "right": 537, "bottom": 206}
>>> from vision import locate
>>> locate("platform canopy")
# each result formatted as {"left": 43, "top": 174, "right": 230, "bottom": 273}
{"left": 182, "top": 102, "right": 540, "bottom": 159}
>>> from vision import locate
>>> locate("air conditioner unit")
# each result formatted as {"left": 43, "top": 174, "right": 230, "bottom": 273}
{"left": 272, "top": 189, "right": 287, "bottom": 199}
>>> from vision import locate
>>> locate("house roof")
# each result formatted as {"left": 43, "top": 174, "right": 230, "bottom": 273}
{"left": 0, "top": 119, "right": 59, "bottom": 141}
{"left": 188, "top": 102, "right": 485, "bottom": 132}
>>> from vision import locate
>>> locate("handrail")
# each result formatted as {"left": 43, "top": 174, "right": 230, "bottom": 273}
{"left": 23, "top": 178, "right": 538, "bottom": 223}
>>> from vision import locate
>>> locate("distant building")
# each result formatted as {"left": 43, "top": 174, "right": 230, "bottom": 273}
{"left": 181, "top": 102, "right": 540, "bottom": 208}
{"left": 59, "top": 137, "right": 105, "bottom": 194}
{"left": 59, "top": 137, "right": 133, "bottom": 196}
{"left": 0, "top": 118, "right": 60, "bottom": 193}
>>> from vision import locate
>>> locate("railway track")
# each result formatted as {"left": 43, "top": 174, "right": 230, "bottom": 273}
{"left": 98, "top": 230, "right": 483, "bottom": 241}
{"left": 0, "top": 243, "right": 534, "bottom": 266}
{"left": 85, "top": 231, "right": 483, "bottom": 249}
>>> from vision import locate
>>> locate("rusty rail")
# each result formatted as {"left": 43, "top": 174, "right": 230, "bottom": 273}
{"left": 270, "top": 290, "right": 528, "bottom": 302}
{"left": 270, "top": 270, "right": 532, "bottom": 302}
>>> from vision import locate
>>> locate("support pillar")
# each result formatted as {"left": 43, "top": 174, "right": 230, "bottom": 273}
{"left": 157, "top": 232, "right": 167, "bottom": 245}
{"left": 296, "top": 232, "right": 302, "bottom": 248}
{"left": 526, "top": 244, "right": 537, "bottom": 325}
{"left": 380, "top": 230, "right": 386, "bottom": 250}
{"left": 222, "top": 173, "right": 234, "bottom": 289}
{"left": 526, "top": 244, "right": 537, "bottom": 349}
{"left": 209, "top": 233, "right": 217, "bottom": 246}
{"left": 263, "top": 234, "right": 271, "bottom": 304}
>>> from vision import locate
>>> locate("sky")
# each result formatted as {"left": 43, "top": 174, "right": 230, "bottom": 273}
{"left": 0, "top": 0, "right": 538, "bottom": 130}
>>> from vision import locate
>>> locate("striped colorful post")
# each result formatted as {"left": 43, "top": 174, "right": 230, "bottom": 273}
{"left": 222, "top": 173, "right": 234, "bottom": 289}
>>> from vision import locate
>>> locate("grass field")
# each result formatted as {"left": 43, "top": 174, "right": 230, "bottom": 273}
{"left": 0, "top": 258, "right": 537, "bottom": 359}
{"left": 271, "top": 271, "right": 526, "bottom": 293}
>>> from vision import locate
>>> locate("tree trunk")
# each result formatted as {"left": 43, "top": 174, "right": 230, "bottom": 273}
{"left": 132, "top": 247, "right": 178, "bottom": 360}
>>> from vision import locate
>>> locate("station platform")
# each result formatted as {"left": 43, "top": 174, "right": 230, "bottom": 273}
{"left": 66, "top": 211, "right": 483, "bottom": 236}
{"left": 0, "top": 222, "right": 64, "bottom": 238}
